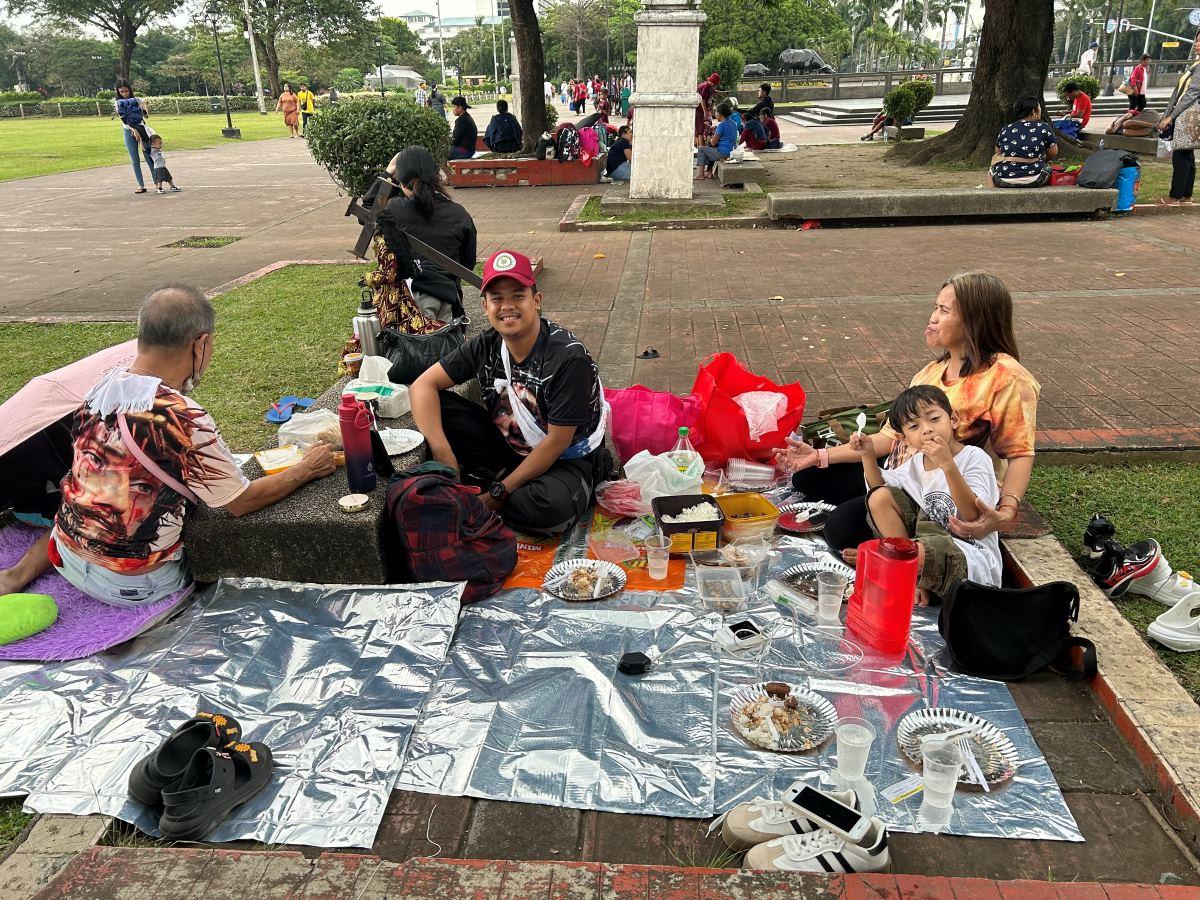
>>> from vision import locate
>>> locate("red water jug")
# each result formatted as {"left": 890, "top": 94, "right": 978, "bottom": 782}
{"left": 338, "top": 393, "right": 376, "bottom": 494}
{"left": 846, "top": 537, "right": 920, "bottom": 654}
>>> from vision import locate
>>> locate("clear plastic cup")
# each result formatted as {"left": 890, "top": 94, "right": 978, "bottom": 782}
{"left": 920, "top": 738, "right": 963, "bottom": 809}
{"left": 816, "top": 571, "right": 848, "bottom": 626}
{"left": 835, "top": 716, "right": 875, "bottom": 780}
{"left": 726, "top": 458, "right": 777, "bottom": 485}
{"left": 644, "top": 535, "right": 671, "bottom": 581}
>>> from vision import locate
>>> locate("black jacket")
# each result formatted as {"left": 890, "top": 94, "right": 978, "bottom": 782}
{"left": 383, "top": 194, "right": 478, "bottom": 307}
{"left": 484, "top": 112, "right": 523, "bottom": 150}
{"left": 451, "top": 112, "right": 478, "bottom": 153}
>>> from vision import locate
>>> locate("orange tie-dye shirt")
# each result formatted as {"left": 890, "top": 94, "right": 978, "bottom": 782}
{"left": 880, "top": 353, "right": 1041, "bottom": 481}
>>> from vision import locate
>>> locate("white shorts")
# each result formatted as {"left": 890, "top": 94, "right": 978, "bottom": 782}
{"left": 51, "top": 530, "right": 191, "bottom": 609}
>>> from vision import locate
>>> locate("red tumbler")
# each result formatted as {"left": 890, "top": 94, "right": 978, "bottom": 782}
{"left": 338, "top": 392, "right": 376, "bottom": 494}
{"left": 845, "top": 537, "right": 920, "bottom": 654}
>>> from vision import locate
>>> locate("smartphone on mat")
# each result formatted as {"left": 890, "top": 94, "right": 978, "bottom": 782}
{"left": 785, "top": 784, "right": 872, "bottom": 843}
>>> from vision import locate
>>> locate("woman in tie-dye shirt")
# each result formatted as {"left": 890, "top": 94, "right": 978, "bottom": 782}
{"left": 776, "top": 272, "right": 1041, "bottom": 553}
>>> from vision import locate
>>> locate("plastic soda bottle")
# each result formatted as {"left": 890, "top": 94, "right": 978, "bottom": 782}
{"left": 669, "top": 426, "right": 701, "bottom": 474}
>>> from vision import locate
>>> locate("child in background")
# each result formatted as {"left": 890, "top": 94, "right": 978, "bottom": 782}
{"left": 849, "top": 384, "right": 1001, "bottom": 605}
{"left": 148, "top": 134, "right": 180, "bottom": 194}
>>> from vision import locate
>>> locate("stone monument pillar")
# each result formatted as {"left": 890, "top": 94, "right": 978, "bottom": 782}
{"left": 509, "top": 36, "right": 522, "bottom": 126}
{"left": 628, "top": 0, "right": 705, "bottom": 200}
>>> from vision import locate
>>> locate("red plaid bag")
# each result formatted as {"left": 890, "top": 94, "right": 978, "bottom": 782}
{"left": 385, "top": 472, "right": 517, "bottom": 603}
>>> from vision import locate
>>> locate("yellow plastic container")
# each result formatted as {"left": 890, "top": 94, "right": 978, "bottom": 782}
{"left": 716, "top": 493, "right": 780, "bottom": 542}
{"left": 254, "top": 445, "right": 303, "bottom": 475}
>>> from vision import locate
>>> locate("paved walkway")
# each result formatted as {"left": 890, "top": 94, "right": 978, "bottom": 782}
{"left": 3, "top": 136, "right": 1200, "bottom": 457}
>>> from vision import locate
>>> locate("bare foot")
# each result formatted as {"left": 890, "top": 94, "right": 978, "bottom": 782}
{"left": 0, "top": 566, "right": 29, "bottom": 596}
{"left": 0, "top": 532, "right": 53, "bottom": 596}
{"left": 915, "top": 588, "right": 931, "bottom": 607}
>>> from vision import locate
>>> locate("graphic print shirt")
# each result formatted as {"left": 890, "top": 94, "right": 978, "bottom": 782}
{"left": 879, "top": 444, "right": 1002, "bottom": 587}
{"left": 55, "top": 369, "right": 249, "bottom": 573}
{"left": 440, "top": 318, "right": 602, "bottom": 456}
{"left": 993, "top": 120, "right": 1056, "bottom": 180}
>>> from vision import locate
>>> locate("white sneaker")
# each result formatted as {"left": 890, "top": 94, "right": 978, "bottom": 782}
{"left": 719, "top": 787, "right": 859, "bottom": 851}
{"left": 599, "top": 175, "right": 613, "bottom": 183}
{"left": 1127, "top": 556, "right": 1197, "bottom": 607}
{"left": 744, "top": 817, "right": 890, "bottom": 872}
{"left": 1147, "top": 590, "right": 1200, "bottom": 652}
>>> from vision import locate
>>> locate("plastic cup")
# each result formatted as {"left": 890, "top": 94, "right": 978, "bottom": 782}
{"left": 816, "top": 571, "right": 848, "bottom": 626}
{"left": 726, "top": 458, "right": 777, "bottom": 485}
{"left": 645, "top": 535, "right": 671, "bottom": 581}
{"left": 835, "top": 717, "right": 875, "bottom": 780}
{"left": 920, "top": 738, "right": 963, "bottom": 809}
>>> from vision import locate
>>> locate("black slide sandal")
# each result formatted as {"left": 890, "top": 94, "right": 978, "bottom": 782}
{"left": 128, "top": 712, "right": 241, "bottom": 807}
{"left": 159, "top": 743, "right": 273, "bottom": 841}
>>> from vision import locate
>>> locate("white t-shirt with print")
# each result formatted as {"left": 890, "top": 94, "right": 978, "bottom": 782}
{"left": 879, "top": 444, "right": 1002, "bottom": 587}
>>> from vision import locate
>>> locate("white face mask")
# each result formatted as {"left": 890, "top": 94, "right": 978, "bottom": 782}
{"left": 182, "top": 339, "right": 205, "bottom": 394}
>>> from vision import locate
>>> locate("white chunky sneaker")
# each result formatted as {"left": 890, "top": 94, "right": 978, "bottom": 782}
{"left": 744, "top": 817, "right": 889, "bottom": 873}
{"left": 1127, "top": 556, "right": 1197, "bottom": 607}
{"left": 719, "top": 788, "right": 859, "bottom": 851}
{"left": 1147, "top": 590, "right": 1200, "bottom": 652}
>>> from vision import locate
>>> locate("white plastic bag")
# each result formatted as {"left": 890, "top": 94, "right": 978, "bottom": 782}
{"left": 278, "top": 408, "right": 341, "bottom": 449}
{"left": 733, "top": 391, "right": 788, "bottom": 441}
{"left": 1158, "top": 138, "right": 1173, "bottom": 159}
{"left": 623, "top": 450, "right": 703, "bottom": 503}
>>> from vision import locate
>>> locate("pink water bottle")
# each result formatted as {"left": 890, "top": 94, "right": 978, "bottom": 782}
{"left": 338, "top": 393, "right": 376, "bottom": 493}
{"left": 845, "top": 537, "right": 920, "bottom": 654}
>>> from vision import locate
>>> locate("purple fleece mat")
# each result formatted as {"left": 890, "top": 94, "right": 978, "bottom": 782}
{"left": 0, "top": 525, "right": 192, "bottom": 661}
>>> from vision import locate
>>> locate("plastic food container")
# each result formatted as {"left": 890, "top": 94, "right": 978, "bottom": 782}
{"left": 652, "top": 494, "right": 724, "bottom": 554}
{"left": 695, "top": 564, "right": 747, "bottom": 611}
{"left": 716, "top": 493, "right": 780, "bottom": 542}
{"left": 254, "top": 445, "right": 303, "bottom": 475}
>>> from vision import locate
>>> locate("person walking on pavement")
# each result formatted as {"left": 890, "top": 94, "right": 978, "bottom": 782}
{"left": 296, "top": 84, "right": 317, "bottom": 135}
{"left": 276, "top": 83, "right": 300, "bottom": 138}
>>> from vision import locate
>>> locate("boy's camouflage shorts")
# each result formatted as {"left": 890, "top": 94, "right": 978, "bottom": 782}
{"left": 865, "top": 485, "right": 968, "bottom": 602}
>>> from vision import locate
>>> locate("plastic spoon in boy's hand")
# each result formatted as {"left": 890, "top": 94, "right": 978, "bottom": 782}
{"left": 855, "top": 411, "right": 867, "bottom": 436}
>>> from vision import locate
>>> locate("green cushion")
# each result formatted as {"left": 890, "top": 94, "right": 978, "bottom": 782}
{"left": 0, "top": 593, "right": 59, "bottom": 646}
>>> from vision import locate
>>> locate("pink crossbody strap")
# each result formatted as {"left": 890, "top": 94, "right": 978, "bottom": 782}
{"left": 118, "top": 413, "right": 200, "bottom": 503}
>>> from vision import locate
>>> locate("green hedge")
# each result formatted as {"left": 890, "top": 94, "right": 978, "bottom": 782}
{"left": 1056, "top": 74, "right": 1102, "bottom": 102}
{"left": 0, "top": 95, "right": 269, "bottom": 118}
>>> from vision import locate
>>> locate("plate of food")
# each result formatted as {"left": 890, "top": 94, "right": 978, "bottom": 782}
{"left": 896, "top": 707, "right": 1019, "bottom": 788}
{"left": 775, "top": 559, "right": 855, "bottom": 601}
{"left": 776, "top": 501, "right": 837, "bottom": 535}
{"left": 543, "top": 559, "right": 627, "bottom": 602}
{"left": 729, "top": 681, "right": 837, "bottom": 752}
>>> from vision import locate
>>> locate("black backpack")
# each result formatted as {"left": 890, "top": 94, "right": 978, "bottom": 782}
{"left": 1076, "top": 148, "right": 1136, "bottom": 189}
{"left": 938, "top": 580, "right": 1097, "bottom": 681}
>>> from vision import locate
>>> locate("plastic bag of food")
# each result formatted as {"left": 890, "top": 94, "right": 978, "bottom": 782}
{"left": 596, "top": 480, "right": 648, "bottom": 517}
{"left": 277, "top": 408, "right": 341, "bottom": 449}
{"left": 623, "top": 450, "right": 703, "bottom": 502}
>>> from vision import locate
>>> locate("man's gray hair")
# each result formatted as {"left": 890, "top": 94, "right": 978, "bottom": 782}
{"left": 137, "top": 284, "right": 215, "bottom": 349}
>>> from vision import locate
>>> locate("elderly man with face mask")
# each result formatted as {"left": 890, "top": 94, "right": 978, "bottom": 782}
{"left": 0, "top": 284, "right": 334, "bottom": 606}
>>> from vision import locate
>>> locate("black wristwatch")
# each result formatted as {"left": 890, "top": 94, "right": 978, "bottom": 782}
{"left": 489, "top": 481, "right": 509, "bottom": 502}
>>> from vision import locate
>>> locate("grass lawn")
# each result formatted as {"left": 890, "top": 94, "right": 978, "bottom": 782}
{"left": 0, "top": 113, "right": 294, "bottom": 182}
{"left": 0, "top": 798, "right": 31, "bottom": 853}
{"left": 1027, "top": 463, "right": 1200, "bottom": 702}
{"left": 0, "top": 263, "right": 366, "bottom": 451}
{"left": 577, "top": 192, "right": 766, "bottom": 224}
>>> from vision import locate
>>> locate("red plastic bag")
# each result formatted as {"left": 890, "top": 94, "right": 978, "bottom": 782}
{"left": 604, "top": 385, "right": 702, "bottom": 463}
{"left": 688, "top": 353, "right": 806, "bottom": 467}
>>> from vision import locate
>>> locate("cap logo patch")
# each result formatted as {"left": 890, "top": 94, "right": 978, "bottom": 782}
{"left": 493, "top": 252, "right": 517, "bottom": 272}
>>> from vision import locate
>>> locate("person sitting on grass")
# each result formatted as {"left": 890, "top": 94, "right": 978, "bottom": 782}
{"left": 0, "top": 285, "right": 335, "bottom": 604}
{"left": 739, "top": 109, "right": 769, "bottom": 151}
{"left": 989, "top": 96, "right": 1058, "bottom": 188}
{"left": 410, "top": 250, "right": 610, "bottom": 538}
{"left": 484, "top": 99, "right": 524, "bottom": 153}
{"left": 761, "top": 107, "right": 783, "bottom": 149}
{"left": 696, "top": 102, "right": 737, "bottom": 180}
{"left": 849, "top": 384, "right": 1002, "bottom": 606}
{"left": 1053, "top": 82, "right": 1092, "bottom": 140}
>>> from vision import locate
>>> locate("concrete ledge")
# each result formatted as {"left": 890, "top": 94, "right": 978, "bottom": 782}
{"left": 0, "top": 815, "right": 107, "bottom": 899}
{"left": 768, "top": 187, "right": 1119, "bottom": 222}
{"left": 599, "top": 187, "right": 725, "bottom": 215}
{"left": 1005, "top": 535, "right": 1200, "bottom": 854}
{"left": 715, "top": 158, "right": 767, "bottom": 187}
{"left": 885, "top": 125, "right": 926, "bottom": 140}
{"left": 1080, "top": 130, "right": 1161, "bottom": 155}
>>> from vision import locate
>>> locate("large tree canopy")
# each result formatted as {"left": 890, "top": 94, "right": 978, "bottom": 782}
{"left": 699, "top": 0, "right": 842, "bottom": 68}
{"left": 7, "top": 0, "right": 185, "bottom": 79}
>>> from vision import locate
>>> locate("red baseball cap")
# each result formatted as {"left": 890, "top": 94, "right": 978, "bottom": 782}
{"left": 480, "top": 250, "right": 536, "bottom": 293}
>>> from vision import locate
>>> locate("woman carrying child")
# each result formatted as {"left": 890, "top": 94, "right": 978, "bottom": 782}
{"left": 114, "top": 80, "right": 155, "bottom": 195}
{"left": 776, "top": 272, "right": 1040, "bottom": 555}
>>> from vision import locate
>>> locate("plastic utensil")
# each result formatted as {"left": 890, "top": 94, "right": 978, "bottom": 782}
{"left": 855, "top": 411, "right": 867, "bottom": 436}
{"left": 959, "top": 737, "right": 991, "bottom": 792}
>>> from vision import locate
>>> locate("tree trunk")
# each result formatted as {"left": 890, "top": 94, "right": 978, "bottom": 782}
{"left": 118, "top": 15, "right": 137, "bottom": 81}
{"left": 509, "top": 0, "right": 547, "bottom": 153}
{"left": 576, "top": 31, "right": 584, "bottom": 80}
{"left": 256, "top": 33, "right": 281, "bottom": 98}
{"left": 891, "top": 0, "right": 1054, "bottom": 166}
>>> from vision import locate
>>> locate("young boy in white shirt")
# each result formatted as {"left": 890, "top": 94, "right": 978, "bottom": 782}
{"left": 849, "top": 384, "right": 1002, "bottom": 605}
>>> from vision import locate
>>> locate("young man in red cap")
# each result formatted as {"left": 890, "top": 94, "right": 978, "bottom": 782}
{"left": 410, "top": 249, "right": 610, "bottom": 537}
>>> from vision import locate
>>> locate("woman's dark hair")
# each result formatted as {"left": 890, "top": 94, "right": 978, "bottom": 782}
{"left": 939, "top": 272, "right": 1020, "bottom": 376}
{"left": 716, "top": 100, "right": 733, "bottom": 117}
{"left": 1140, "top": 53, "right": 1152, "bottom": 62}
{"left": 497, "top": 98, "right": 508, "bottom": 112}
{"left": 1012, "top": 96, "right": 1040, "bottom": 119}
{"left": 886, "top": 385, "right": 953, "bottom": 433}
{"left": 392, "top": 146, "right": 449, "bottom": 218}
{"left": 116, "top": 79, "right": 133, "bottom": 96}
{"left": 618, "top": 124, "right": 631, "bottom": 137}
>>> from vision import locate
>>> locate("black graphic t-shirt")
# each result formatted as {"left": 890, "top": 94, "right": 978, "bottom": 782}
{"left": 441, "top": 318, "right": 602, "bottom": 456}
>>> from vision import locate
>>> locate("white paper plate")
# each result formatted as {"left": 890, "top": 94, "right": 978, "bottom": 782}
{"left": 729, "top": 682, "right": 837, "bottom": 752}
{"left": 378, "top": 428, "right": 424, "bottom": 456}
{"left": 543, "top": 559, "right": 626, "bottom": 602}
{"left": 896, "top": 707, "right": 1019, "bottom": 787}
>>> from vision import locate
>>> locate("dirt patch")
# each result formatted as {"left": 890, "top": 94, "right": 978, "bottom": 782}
{"left": 760, "top": 142, "right": 985, "bottom": 192}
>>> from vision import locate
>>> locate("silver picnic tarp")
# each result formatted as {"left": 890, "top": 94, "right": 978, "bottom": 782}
{"left": 0, "top": 578, "right": 462, "bottom": 848}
